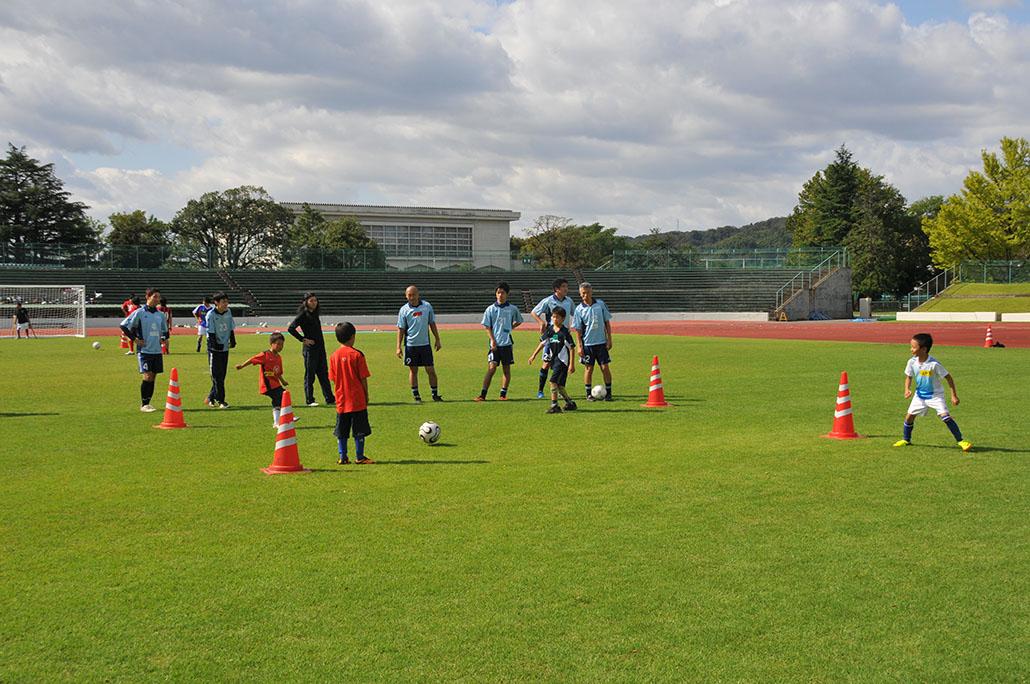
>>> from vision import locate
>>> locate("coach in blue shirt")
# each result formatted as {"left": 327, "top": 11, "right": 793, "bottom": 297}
{"left": 396, "top": 285, "right": 443, "bottom": 403}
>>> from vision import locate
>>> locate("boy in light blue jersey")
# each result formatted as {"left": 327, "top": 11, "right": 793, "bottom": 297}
{"left": 396, "top": 285, "right": 442, "bottom": 403}
{"left": 530, "top": 277, "right": 576, "bottom": 399}
{"left": 476, "top": 281, "right": 524, "bottom": 401}
{"left": 894, "top": 332, "right": 972, "bottom": 451}
{"left": 204, "top": 292, "right": 236, "bottom": 408}
{"left": 571, "top": 282, "right": 613, "bottom": 401}
{"left": 119, "top": 287, "right": 169, "bottom": 412}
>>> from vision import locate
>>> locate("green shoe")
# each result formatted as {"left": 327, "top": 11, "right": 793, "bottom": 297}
{"left": 892, "top": 439, "right": 910, "bottom": 447}
{"left": 958, "top": 440, "right": 973, "bottom": 452}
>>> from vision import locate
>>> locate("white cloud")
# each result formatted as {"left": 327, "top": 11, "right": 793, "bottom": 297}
{"left": 2, "top": 0, "right": 1030, "bottom": 235}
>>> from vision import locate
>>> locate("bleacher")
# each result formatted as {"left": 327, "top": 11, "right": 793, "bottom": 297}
{"left": 1, "top": 267, "right": 804, "bottom": 317}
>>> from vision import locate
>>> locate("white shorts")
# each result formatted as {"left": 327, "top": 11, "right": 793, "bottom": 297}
{"left": 197, "top": 325, "right": 207, "bottom": 336}
{"left": 907, "top": 394, "right": 949, "bottom": 417}
{"left": 16, "top": 322, "right": 29, "bottom": 331}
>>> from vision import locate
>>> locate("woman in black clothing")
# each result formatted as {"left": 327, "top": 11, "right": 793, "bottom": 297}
{"left": 287, "top": 292, "right": 335, "bottom": 406}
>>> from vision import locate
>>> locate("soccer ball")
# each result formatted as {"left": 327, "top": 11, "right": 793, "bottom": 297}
{"left": 92, "top": 341, "right": 101, "bottom": 350}
{"left": 419, "top": 421, "right": 441, "bottom": 444}
{"left": 591, "top": 384, "right": 606, "bottom": 400}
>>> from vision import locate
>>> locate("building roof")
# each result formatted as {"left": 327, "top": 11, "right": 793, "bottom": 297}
{"left": 281, "top": 202, "right": 520, "bottom": 221}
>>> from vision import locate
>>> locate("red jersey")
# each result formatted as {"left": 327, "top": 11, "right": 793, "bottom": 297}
{"left": 328, "top": 345, "right": 370, "bottom": 413}
{"left": 248, "top": 350, "right": 284, "bottom": 395}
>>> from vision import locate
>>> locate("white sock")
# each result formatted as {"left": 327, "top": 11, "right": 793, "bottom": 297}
{"left": 273, "top": 408, "right": 281, "bottom": 426}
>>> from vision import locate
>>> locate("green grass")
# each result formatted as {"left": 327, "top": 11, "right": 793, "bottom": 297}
{"left": 918, "top": 283, "right": 1030, "bottom": 313}
{"left": 2, "top": 331, "right": 1028, "bottom": 682}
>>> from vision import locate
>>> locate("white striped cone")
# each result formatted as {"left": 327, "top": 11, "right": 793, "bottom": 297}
{"left": 154, "top": 367, "right": 189, "bottom": 429}
{"left": 821, "top": 371, "right": 866, "bottom": 439}
{"left": 642, "top": 355, "right": 673, "bottom": 407}
{"left": 984, "top": 325, "right": 993, "bottom": 348}
{"left": 263, "top": 390, "right": 309, "bottom": 474}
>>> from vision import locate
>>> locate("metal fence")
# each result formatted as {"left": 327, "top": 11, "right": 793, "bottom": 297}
{"left": 903, "top": 260, "right": 1030, "bottom": 311}
{"left": 606, "top": 247, "right": 845, "bottom": 271}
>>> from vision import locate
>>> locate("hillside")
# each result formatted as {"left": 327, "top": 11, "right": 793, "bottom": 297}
{"left": 626, "top": 217, "right": 791, "bottom": 249}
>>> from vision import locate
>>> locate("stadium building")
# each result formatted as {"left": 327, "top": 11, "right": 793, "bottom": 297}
{"left": 280, "top": 203, "right": 521, "bottom": 271}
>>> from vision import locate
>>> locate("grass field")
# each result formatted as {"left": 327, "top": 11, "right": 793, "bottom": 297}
{"left": 2, "top": 330, "right": 1028, "bottom": 682}
{"left": 918, "top": 283, "right": 1030, "bottom": 313}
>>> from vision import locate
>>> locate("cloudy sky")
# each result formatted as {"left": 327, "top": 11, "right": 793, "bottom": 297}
{"left": 2, "top": 0, "right": 1029, "bottom": 236}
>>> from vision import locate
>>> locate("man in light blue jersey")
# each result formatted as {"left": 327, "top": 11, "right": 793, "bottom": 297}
{"left": 396, "top": 285, "right": 443, "bottom": 403}
{"left": 119, "top": 286, "right": 169, "bottom": 413}
{"left": 530, "top": 277, "right": 576, "bottom": 399}
{"left": 205, "top": 291, "right": 236, "bottom": 408}
{"left": 476, "top": 281, "right": 524, "bottom": 401}
{"left": 571, "top": 281, "right": 613, "bottom": 401}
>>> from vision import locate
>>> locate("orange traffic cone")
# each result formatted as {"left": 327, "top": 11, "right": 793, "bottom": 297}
{"left": 119, "top": 332, "right": 130, "bottom": 350}
{"left": 154, "top": 367, "right": 189, "bottom": 429}
{"left": 642, "top": 355, "right": 673, "bottom": 407}
{"left": 263, "top": 391, "right": 310, "bottom": 474}
{"left": 820, "top": 371, "right": 867, "bottom": 440}
{"left": 984, "top": 324, "right": 994, "bottom": 348}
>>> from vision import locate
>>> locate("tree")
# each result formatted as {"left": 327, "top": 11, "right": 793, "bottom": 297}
{"left": 786, "top": 144, "right": 860, "bottom": 247}
{"left": 522, "top": 215, "right": 575, "bottom": 269}
{"left": 285, "top": 204, "right": 384, "bottom": 269}
{"left": 107, "top": 210, "right": 169, "bottom": 245}
{"left": 170, "top": 186, "right": 294, "bottom": 269}
{"left": 0, "top": 143, "right": 98, "bottom": 255}
{"left": 922, "top": 137, "right": 1030, "bottom": 268}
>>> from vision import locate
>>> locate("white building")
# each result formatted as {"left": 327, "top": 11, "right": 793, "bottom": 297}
{"left": 281, "top": 203, "right": 521, "bottom": 271}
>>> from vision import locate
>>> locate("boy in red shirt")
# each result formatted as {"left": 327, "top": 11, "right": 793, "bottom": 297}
{"left": 235, "top": 332, "right": 296, "bottom": 428}
{"left": 328, "top": 321, "right": 372, "bottom": 465}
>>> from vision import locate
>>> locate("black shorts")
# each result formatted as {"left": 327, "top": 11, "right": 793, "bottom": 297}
{"left": 334, "top": 409, "right": 372, "bottom": 440}
{"left": 404, "top": 344, "right": 434, "bottom": 367}
{"left": 580, "top": 344, "right": 611, "bottom": 367}
{"left": 488, "top": 345, "right": 514, "bottom": 366}
{"left": 549, "top": 363, "right": 569, "bottom": 387}
{"left": 138, "top": 353, "right": 163, "bottom": 374}
{"left": 267, "top": 386, "right": 284, "bottom": 408}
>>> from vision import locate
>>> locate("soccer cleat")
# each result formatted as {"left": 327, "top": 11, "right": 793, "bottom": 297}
{"left": 432, "top": 395, "right": 443, "bottom": 402}
{"left": 546, "top": 404, "right": 562, "bottom": 414}
{"left": 218, "top": 402, "right": 229, "bottom": 409}
{"left": 413, "top": 397, "right": 422, "bottom": 404}
{"left": 586, "top": 395, "right": 597, "bottom": 402}
{"left": 536, "top": 391, "right": 545, "bottom": 399}
{"left": 124, "top": 350, "right": 134, "bottom": 355}
{"left": 140, "top": 404, "right": 157, "bottom": 413}
{"left": 204, "top": 397, "right": 214, "bottom": 407}
{"left": 306, "top": 401, "right": 319, "bottom": 407}
{"left": 603, "top": 394, "right": 613, "bottom": 402}
{"left": 958, "top": 440, "right": 973, "bottom": 452}
{"left": 338, "top": 456, "right": 350, "bottom": 465}
{"left": 892, "top": 439, "right": 910, "bottom": 447}
{"left": 562, "top": 401, "right": 578, "bottom": 411}
{"left": 356, "top": 457, "right": 374, "bottom": 464}
{"left": 474, "top": 397, "right": 486, "bottom": 402}
{"left": 499, "top": 396, "right": 508, "bottom": 401}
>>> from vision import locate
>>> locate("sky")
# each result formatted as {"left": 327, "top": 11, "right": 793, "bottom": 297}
{"left": 2, "top": 0, "right": 1029, "bottom": 237}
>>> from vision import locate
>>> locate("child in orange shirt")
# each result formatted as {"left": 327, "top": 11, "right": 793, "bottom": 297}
{"left": 235, "top": 332, "right": 296, "bottom": 428}
{"left": 328, "top": 322, "right": 372, "bottom": 464}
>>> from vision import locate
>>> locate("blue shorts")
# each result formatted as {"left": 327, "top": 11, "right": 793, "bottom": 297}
{"left": 580, "top": 344, "right": 611, "bottom": 367}
{"left": 334, "top": 409, "right": 372, "bottom": 439}
{"left": 138, "top": 353, "right": 164, "bottom": 375}
{"left": 549, "top": 363, "right": 569, "bottom": 387}
{"left": 404, "top": 344, "right": 434, "bottom": 368}
{"left": 488, "top": 345, "right": 514, "bottom": 366}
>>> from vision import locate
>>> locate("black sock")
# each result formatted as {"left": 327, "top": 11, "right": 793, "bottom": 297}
{"left": 500, "top": 387, "right": 508, "bottom": 398}
{"left": 479, "top": 388, "right": 488, "bottom": 399}
{"left": 431, "top": 386, "right": 439, "bottom": 397}
{"left": 141, "top": 380, "right": 155, "bottom": 405}
{"left": 538, "top": 370, "right": 547, "bottom": 393}
{"left": 605, "top": 383, "right": 612, "bottom": 397}
{"left": 411, "top": 386, "right": 421, "bottom": 399}
{"left": 585, "top": 384, "right": 591, "bottom": 397}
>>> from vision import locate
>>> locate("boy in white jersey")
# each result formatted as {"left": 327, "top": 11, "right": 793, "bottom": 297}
{"left": 894, "top": 333, "right": 972, "bottom": 451}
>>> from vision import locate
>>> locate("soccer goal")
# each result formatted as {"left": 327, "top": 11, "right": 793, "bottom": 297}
{"left": 1, "top": 284, "right": 86, "bottom": 338}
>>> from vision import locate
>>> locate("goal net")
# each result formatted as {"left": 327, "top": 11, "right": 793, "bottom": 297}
{"left": 0, "top": 284, "right": 86, "bottom": 338}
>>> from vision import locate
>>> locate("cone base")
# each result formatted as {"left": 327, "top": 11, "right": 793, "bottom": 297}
{"left": 262, "top": 465, "right": 311, "bottom": 474}
{"left": 642, "top": 400, "right": 673, "bottom": 407}
{"left": 154, "top": 423, "right": 190, "bottom": 429}
{"left": 820, "top": 432, "right": 868, "bottom": 440}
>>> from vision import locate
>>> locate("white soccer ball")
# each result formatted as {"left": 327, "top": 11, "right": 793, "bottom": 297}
{"left": 419, "top": 421, "right": 441, "bottom": 444}
{"left": 591, "top": 384, "right": 607, "bottom": 400}
{"left": 92, "top": 341, "right": 101, "bottom": 350}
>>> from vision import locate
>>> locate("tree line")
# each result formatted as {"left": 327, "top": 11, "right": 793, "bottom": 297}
{"left": 3, "top": 138, "right": 1029, "bottom": 294}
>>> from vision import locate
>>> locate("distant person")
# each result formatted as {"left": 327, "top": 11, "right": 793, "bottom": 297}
{"left": 396, "top": 285, "right": 442, "bottom": 403}
{"left": 192, "top": 296, "right": 212, "bottom": 353}
{"left": 12, "top": 302, "right": 32, "bottom": 338}
{"left": 119, "top": 287, "right": 169, "bottom": 413}
{"left": 204, "top": 292, "right": 236, "bottom": 409}
{"left": 236, "top": 332, "right": 294, "bottom": 429}
{"left": 329, "top": 322, "right": 373, "bottom": 465}
{"left": 287, "top": 292, "right": 334, "bottom": 407}
{"left": 158, "top": 296, "right": 172, "bottom": 354}
{"left": 476, "top": 281, "right": 523, "bottom": 401}
{"left": 120, "top": 295, "right": 141, "bottom": 354}
{"left": 571, "top": 282, "right": 613, "bottom": 401}
{"left": 530, "top": 277, "right": 576, "bottom": 399}
{"left": 528, "top": 307, "right": 577, "bottom": 414}
{"left": 893, "top": 333, "right": 972, "bottom": 452}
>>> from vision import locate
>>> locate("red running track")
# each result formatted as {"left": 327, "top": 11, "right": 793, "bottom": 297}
{"left": 90, "top": 320, "right": 1030, "bottom": 348}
